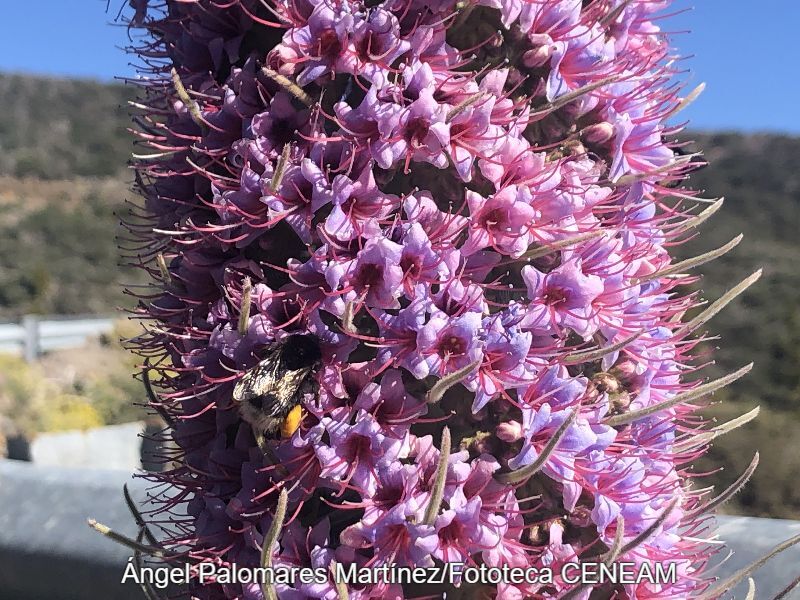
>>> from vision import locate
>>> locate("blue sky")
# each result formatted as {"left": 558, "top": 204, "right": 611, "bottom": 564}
{"left": 0, "top": 0, "right": 797, "bottom": 133}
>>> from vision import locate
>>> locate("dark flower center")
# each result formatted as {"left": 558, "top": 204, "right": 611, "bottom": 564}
{"left": 437, "top": 334, "right": 466, "bottom": 357}
{"left": 439, "top": 519, "right": 465, "bottom": 545}
{"left": 354, "top": 263, "right": 384, "bottom": 288}
{"left": 400, "top": 254, "right": 421, "bottom": 278}
{"left": 373, "top": 483, "right": 403, "bottom": 507}
{"left": 480, "top": 207, "right": 508, "bottom": 231}
{"left": 271, "top": 298, "right": 301, "bottom": 327}
{"left": 342, "top": 195, "right": 368, "bottom": 218}
{"left": 270, "top": 118, "right": 296, "bottom": 149}
{"left": 317, "top": 29, "right": 342, "bottom": 60}
{"left": 343, "top": 433, "right": 372, "bottom": 462}
{"left": 543, "top": 286, "right": 569, "bottom": 305}
{"left": 356, "top": 31, "right": 387, "bottom": 61}
{"left": 404, "top": 117, "right": 430, "bottom": 147}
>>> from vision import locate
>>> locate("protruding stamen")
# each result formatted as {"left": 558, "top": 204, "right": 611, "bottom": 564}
{"left": 685, "top": 453, "right": 759, "bottom": 520}
{"left": 132, "top": 150, "right": 179, "bottom": 160}
{"left": 238, "top": 277, "right": 252, "bottom": 338}
{"left": 423, "top": 427, "right": 451, "bottom": 525}
{"left": 426, "top": 359, "right": 481, "bottom": 404}
{"left": 261, "top": 489, "right": 289, "bottom": 600}
{"left": 170, "top": 67, "right": 204, "bottom": 126}
{"left": 677, "top": 270, "right": 762, "bottom": 337}
{"left": 262, "top": 67, "right": 313, "bottom": 107}
{"left": 495, "top": 407, "right": 580, "bottom": 484}
{"left": 636, "top": 234, "right": 743, "bottom": 283}
{"left": 604, "top": 364, "right": 753, "bottom": 427}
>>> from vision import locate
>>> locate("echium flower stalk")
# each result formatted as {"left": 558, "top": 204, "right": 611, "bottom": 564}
{"left": 118, "top": 0, "right": 772, "bottom": 598}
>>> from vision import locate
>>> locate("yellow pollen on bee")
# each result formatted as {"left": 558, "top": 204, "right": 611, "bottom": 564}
{"left": 280, "top": 404, "right": 304, "bottom": 438}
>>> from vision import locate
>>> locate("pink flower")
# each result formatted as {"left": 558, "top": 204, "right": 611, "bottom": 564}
{"left": 522, "top": 259, "right": 605, "bottom": 339}
{"left": 462, "top": 185, "right": 537, "bottom": 258}
{"left": 127, "top": 1, "right": 734, "bottom": 597}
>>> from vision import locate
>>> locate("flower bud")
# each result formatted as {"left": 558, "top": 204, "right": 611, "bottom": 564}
{"left": 496, "top": 420, "right": 523, "bottom": 442}
{"left": 581, "top": 121, "right": 615, "bottom": 144}
{"left": 523, "top": 45, "right": 553, "bottom": 68}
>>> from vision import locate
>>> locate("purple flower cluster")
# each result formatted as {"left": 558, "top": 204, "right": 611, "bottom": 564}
{"left": 126, "top": 0, "right": 732, "bottom": 598}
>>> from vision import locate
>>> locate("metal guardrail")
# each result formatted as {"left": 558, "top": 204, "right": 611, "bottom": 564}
{"left": 1, "top": 460, "right": 799, "bottom": 599}
{"left": 0, "top": 460, "right": 150, "bottom": 600}
{"left": 0, "top": 315, "right": 116, "bottom": 361}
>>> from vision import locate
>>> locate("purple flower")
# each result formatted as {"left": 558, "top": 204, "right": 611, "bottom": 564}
{"left": 128, "top": 1, "right": 735, "bottom": 597}
{"left": 333, "top": 235, "right": 404, "bottom": 309}
{"left": 341, "top": 502, "right": 438, "bottom": 567}
{"left": 375, "top": 297, "right": 431, "bottom": 378}
{"left": 353, "top": 369, "right": 428, "bottom": 434}
{"left": 462, "top": 185, "right": 536, "bottom": 258}
{"left": 417, "top": 309, "right": 483, "bottom": 379}
{"left": 472, "top": 311, "right": 535, "bottom": 412}
{"left": 607, "top": 104, "right": 675, "bottom": 182}
{"left": 315, "top": 409, "right": 409, "bottom": 496}
{"left": 398, "top": 223, "right": 458, "bottom": 294}
{"left": 281, "top": 3, "right": 356, "bottom": 86}
{"left": 322, "top": 167, "right": 399, "bottom": 241}
{"left": 251, "top": 92, "right": 310, "bottom": 155}
{"left": 350, "top": 8, "right": 411, "bottom": 85}
{"left": 375, "top": 86, "right": 450, "bottom": 171}
{"left": 522, "top": 259, "right": 604, "bottom": 339}
{"left": 262, "top": 159, "right": 329, "bottom": 243}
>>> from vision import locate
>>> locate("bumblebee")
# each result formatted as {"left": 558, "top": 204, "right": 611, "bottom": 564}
{"left": 233, "top": 334, "right": 322, "bottom": 438}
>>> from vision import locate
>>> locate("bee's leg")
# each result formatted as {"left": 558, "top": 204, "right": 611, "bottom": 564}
{"left": 255, "top": 431, "right": 270, "bottom": 454}
{"left": 254, "top": 434, "right": 290, "bottom": 477}
{"left": 280, "top": 404, "right": 304, "bottom": 439}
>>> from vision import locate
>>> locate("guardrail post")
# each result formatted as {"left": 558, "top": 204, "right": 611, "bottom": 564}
{"left": 21, "top": 315, "right": 40, "bottom": 363}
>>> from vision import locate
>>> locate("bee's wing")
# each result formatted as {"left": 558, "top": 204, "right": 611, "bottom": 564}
{"left": 261, "top": 367, "right": 314, "bottom": 418}
{"left": 232, "top": 353, "right": 280, "bottom": 403}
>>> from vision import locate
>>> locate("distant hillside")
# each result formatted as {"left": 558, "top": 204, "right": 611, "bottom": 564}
{"left": 0, "top": 74, "right": 134, "bottom": 179}
{"left": 0, "top": 175, "right": 139, "bottom": 317}
{"left": 681, "top": 133, "right": 800, "bottom": 411}
{"left": 0, "top": 75, "right": 141, "bottom": 319}
{"left": 678, "top": 133, "right": 800, "bottom": 518}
